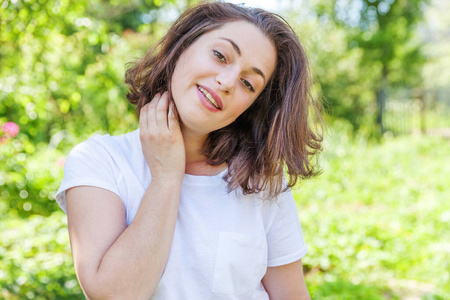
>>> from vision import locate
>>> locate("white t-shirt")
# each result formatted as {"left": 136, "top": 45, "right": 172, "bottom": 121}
{"left": 56, "top": 128, "right": 307, "bottom": 299}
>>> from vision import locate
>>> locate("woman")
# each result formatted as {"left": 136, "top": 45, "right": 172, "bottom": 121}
{"left": 56, "top": 1, "right": 323, "bottom": 299}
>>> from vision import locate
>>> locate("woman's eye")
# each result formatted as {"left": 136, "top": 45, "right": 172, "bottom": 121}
{"left": 242, "top": 79, "right": 255, "bottom": 92}
{"left": 213, "top": 50, "right": 226, "bottom": 63}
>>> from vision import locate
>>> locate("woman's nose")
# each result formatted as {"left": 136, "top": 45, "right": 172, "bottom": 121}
{"left": 216, "top": 68, "right": 238, "bottom": 94}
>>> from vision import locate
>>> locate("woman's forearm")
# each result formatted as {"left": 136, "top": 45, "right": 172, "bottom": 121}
{"left": 84, "top": 178, "right": 182, "bottom": 299}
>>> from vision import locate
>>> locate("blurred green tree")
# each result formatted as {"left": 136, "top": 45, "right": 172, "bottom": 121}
{"left": 0, "top": 0, "right": 180, "bottom": 216}
{"left": 0, "top": 0, "right": 179, "bottom": 145}
{"left": 310, "top": 0, "right": 429, "bottom": 133}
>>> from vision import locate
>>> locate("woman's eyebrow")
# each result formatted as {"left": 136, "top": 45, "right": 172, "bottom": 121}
{"left": 218, "top": 37, "right": 266, "bottom": 82}
{"left": 219, "top": 37, "right": 241, "bottom": 55}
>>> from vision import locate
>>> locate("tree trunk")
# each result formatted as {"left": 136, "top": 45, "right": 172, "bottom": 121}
{"left": 376, "top": 69, "right": 388, "bottom": 134}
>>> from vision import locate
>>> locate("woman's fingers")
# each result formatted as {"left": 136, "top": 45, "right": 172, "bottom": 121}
{"left": 140, "top": 92, "right": 173, "bottom": 131}
{"left": 147, "top": 93, "right": 160, "bottom": 129}
{"left": 168, "top": 100, "right": 180, "bottom": 133}
{"left": 140, "top": 93, "right": 160, "bottom": 130}
{"left": 140, "top": 92, "right": 181, "bottom": 135}
{"left": 139, "top": 91, "right": 185, "bottom": 180}
{"left": 155, "top": 92, "right": 169, "bottom": 130}
{"left": 139, "top": 101, "right": 148, "bottom": 129}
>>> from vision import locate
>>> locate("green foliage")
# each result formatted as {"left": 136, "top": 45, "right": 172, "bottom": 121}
{"left": 0, "top": 0, "right": 182, "bottom": 217}
{"left": 308, "top": 279, "right": 398, "bottom": 300}
{"left": 0, "top": 0, "right": 178, "bottom": 147}
{"left": 0, "top": 126, "right": 70, "bottom": 217}
{"left": 292, "top": 0, "right": 430, "bottom": 132}
{"left": 295, "top": 120, "right": 450, "bottom": 299}
{"left": 297, "top": 19, "right": 379, "bottom": 134}
{"left": 0, "top": 213, "right": 83, "bottom": 299}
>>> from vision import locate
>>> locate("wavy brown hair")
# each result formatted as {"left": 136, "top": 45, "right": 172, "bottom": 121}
{"left": 125, "top": 0, "right": 324, "bottom": 199}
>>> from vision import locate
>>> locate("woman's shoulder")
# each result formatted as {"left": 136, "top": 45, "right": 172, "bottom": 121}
{"left": 62, "top": 128, "right": 143, "bottom": 180}
{"left": 70, "top": 128, "right": 140, "bottom": 156}
{"left": 86, "top": 128, "right": 140, "bottom": 147}
{"left": 56, "top": 130, "right": 142, "bottom": 215}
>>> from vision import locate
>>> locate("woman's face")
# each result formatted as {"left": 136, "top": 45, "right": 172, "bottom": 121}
{"left": 170, "top": 21, "right": 277, "bottom": 136}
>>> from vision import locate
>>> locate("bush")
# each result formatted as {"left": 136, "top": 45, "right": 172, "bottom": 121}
{"left": 296, "top": 123, "right": 450, "bottom": 298}
{"left": 0, "top": 123, "right": 64, "bottom": 217}
{"left": 0, "top": 213, "right": 83, "bottom": 299}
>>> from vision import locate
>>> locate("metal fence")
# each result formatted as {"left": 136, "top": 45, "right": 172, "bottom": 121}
{"left": 383, "top": 87, "right": 450, "bottom": 137}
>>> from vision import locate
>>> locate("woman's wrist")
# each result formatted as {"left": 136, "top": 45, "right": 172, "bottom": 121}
{"left": 150, "top": 172, "right": 185, "bottom": 185}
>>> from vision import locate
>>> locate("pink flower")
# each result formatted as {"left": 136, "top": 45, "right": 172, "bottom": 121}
{"left": 2, "top": 122, "right": 20, "bottom": 138}
{"left": 56, "top": 157, "right": 66, "bottom": 168}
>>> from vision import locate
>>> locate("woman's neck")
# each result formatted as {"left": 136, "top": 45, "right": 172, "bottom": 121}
{"left": 182, "top": 128, "right": 227, "bottom": 176}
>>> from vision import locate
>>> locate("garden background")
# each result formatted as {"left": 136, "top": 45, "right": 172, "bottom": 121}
{"left": 1, "top": 0, "right": 449, "bottom": 298}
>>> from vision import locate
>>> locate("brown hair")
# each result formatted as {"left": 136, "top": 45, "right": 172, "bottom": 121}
{"left": 125, "top": 0, "right": 324, "bottom": 199}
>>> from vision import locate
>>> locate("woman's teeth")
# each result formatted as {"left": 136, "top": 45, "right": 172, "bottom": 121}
{"left": 198, "top": 86, "right": 220, "bottom": 109}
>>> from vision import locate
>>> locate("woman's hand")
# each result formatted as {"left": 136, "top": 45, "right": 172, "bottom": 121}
{"left": 139, "top": 92, "right": 185, "bottom": 182}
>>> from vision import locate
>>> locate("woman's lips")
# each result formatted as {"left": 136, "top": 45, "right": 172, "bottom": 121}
{"left": 196, "top": 86, "right": 218, "bottom": 112}
{"left": 197, "top": 84, "right": 223, "bottom": 110}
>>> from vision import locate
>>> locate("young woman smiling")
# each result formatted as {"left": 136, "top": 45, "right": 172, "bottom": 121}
{"left": 56, "top": 1, "right": 323, "bottom": 299}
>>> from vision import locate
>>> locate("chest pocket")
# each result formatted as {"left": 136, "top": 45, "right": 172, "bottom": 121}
{"left": 212, "top": 231, "right": 268, "bottom": 296}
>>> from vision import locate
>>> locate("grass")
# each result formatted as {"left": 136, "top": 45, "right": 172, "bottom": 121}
{"left": 294, "top": 122, "right": 450, "bottom": 299}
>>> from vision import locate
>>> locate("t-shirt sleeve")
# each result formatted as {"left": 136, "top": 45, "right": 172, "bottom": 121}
{"left": 266, "top": 189, "right": 307, "bottom": 267}
{"left": 55, "top": 138, "right": 122, "bottom": 213}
